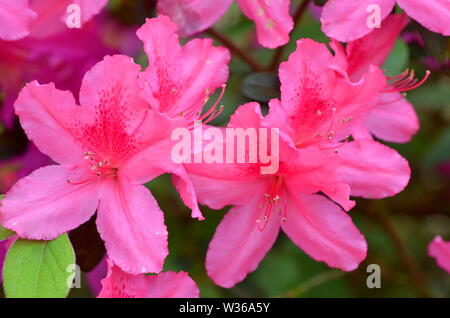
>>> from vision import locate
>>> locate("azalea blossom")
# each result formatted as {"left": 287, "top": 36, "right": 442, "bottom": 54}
{"left": 137, "top": 15, "right": 230, "bottom": 125}
{"left": 0, "top": 54, "right": 189, "bottom": 275}
{"left": 320, "top": 0, "right": 450, "bottom": 42}
{"left": 335, "top": 14, "right": 428, "bottom": 143}
{"left": 186, "top": 39, "right": 411, "bottom": 287}
{"left": 136, "top": 15, "right": 230, "bottom": 218}
{"left": 157, "top": 0, "right": 294, "bottom": 48}
{"left": 0, "top": 0, "right": 108, "bottom": 40}
{"left": 98, "top": 259, "right": 199, "bottom": 298}
{"left": 428, "top": 236, "right": 450, "bottom": 274}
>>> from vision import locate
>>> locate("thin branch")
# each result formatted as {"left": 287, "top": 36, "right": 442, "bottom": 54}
{"left": 268, "top": 0, "right": 312, "bottom": 71}
{"left": 279, "top": 270, "right": 346, "bottom": 298}
{"left": 206, "top": 28, "right": 264, "bottom": 72}
{"left": 371, "top": 201, "right": 432, "bottom": 298}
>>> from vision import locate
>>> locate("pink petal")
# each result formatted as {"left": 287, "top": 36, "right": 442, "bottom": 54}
{"left": 279, "top": 39, "right": 334, "bottom": 119}
{"left": 428, "top": 236, "right": 450, "bottom": 274}
{"left": 397, "top": 0, "right": 450, "bottom": 36}
{"left": 137, "top": 15, "right": 183, "bottom": 114}
{"left": 206, "top": 196, "right": 281, "bottom": 288}
{"left": 366, "top": 92, "right": 419, "bottom": 143}
{"left": 28, "top": 0, "right": 69, "bottom": 38}
{"left": 157, "top": 0, "right": 232, "bottom": 36}
{"left": 184, "top": 103, "right": 273, "bottom": 210}
{"left": 171, "top": 165, "right": 203, "bottom": 220}
{"left": 99, "top": 259, "right": 200, "bottom": 298}
{"left": 0, "top": 0, "right": 36, "bottom": 40}
{"left": 336, "top": 139, "right": 410, "bottom": 198}
{"left": 14, "top": 81, "right": 87, "bottom": 167}
{"left": 188, "top": 174, "right": 267, "bottom": 210}
{"left": 346, "top": 14, "right": 410, "bottom": 80}
{"left": 79, "top": 55, "right": 149, "bottom": 134}
{"left": 173, "top": 37, "right": 230, "bottom": 120}
{"left": 119, "top": 112, "right": 187, "bottom": 184}
{"left": 96, "top": 178, "right": 168, "bottom": 274}
{"left": 320, "top": 0, "right": 396, "bottom": 42}
{"left": 282, "top": 193, "right": 367, "bottom": 271}
{"left": 284, "top": 147, "right": 355, "bottom": 211}
{"left": 0, "top": 165, "right": 99, "bottom": 240}
{"left": 98, "top": 259, "right": 147, "bottom": 298}
{"left": 138, "top": 16, "right": 230, "bottom": 119}
{"left": 236, "top": 0, "right": 293, "bottom": 48}
{"left": 144, "top": 271, "right": 200, "bottom": 298}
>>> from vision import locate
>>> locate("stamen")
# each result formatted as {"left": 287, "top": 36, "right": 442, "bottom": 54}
{"left": 68, "top": 151, "right": 117, "bottom": 185}
{"left": 186, "top": 84, "right": 226, "bottom": 125}
{"left": 320, "top": 136, "right": 350, "bottom": 151}
{"left": 257, "top": 177, "right": 283, "bottom": 232}
{"left": 385, "top": 69, "right": 430, "bottom": 93}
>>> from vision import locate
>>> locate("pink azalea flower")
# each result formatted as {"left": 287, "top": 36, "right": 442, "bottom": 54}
{"left": 336, "top": 14, "right": 426, "bottom": 143}
{"left": 0, "top": 0, "right": 108, "bottom": 40}
{"left": 137, "top": 15, "right": 230, "bottom": 124}
{"left": 321, "top": 0, "right": 450, "bottom": 42}
{"left": 136, "top": 15, "right": 230, "bottom": 219}
{"left": 186, "top": 39, "right": 411, "bottom": 288}
{"left": 0, "top": 54, "right": 189, "bottom": 275}
{"left": 157, "top": 0, "right": 294, "bottom": 48}
{"left": 429, "top": 236, "right": 450, "bottom": 274}
{"left": 98, "top": 259, "right": 199, "bottom": 298}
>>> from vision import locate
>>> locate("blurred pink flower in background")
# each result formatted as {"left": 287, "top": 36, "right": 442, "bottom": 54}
{"left": 0, "top": 144, "right": 49, "bottom": 193}
{"left": 321, "top": 0, "right": 450, "bottom": 42}
{"left": 0, "top": 0, "right": 108, "bottom": 40}
{"left": 98, "top": 259, "right": 199, "bottom": 298}
{"left": 186, "top": 39, "right": 411, "bottom": 287}
{"left": 158, "top": 0, "right": 294, "bottom": 48}
{"left": 429, "top": 236, "right": 450, "bottom": 274}
{"left": 0, "top": 11, "right": 140, "bottom": 129}
{"left": 86, "top": 257, "right": 108, "bottom": 296}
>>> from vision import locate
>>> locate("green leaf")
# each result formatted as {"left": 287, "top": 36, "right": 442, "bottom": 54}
{"left": 383, "top": 39, "right": 409, "bottom": 76}
{"left": 0, "top": 226, "right": 15, "bottom": 241}
{"left": 3, "top": 234, "right": 76, "bottom": 298}
{"left": 241, "top": 72, "right": 280, "bottom": 103}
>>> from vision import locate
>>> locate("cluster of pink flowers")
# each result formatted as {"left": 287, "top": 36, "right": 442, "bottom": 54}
{"left": 0, "top": 0, "right": 449, "bottom": 297}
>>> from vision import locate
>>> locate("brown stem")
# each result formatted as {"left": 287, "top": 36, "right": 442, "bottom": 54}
{"left": 206, "top": 28, "right": 264, "bottom": 72}
{"left": 280, "top": 270, "right": 346, "bottom": 297}
{"left": 372, "top": 201, "right": 432, "bottom": 297}
{"left": 268, "top": 0, "right": 312, "bottom": 71}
